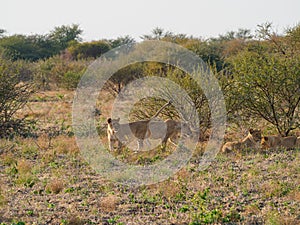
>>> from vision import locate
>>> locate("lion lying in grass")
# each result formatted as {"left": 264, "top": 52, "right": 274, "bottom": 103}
{"left": 281, "top": 136, "right": 298, "bottom": 149}
{"left": 261, "top": 135, "right": 282, "bottom": 150}
{"left": 221, "top": 129, "right": 262, "bottom": 153}
{"left": 261, "top": 135, "right": 299, "bottom": 149}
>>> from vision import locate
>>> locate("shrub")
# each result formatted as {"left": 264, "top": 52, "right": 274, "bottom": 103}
{"left": 33, "top": 56, "right": 88, "bottom": 90}
{"left": 0, "top": 55, "right": 34, "bottom": 138}
{"left": 227, "top": 51, "right": 300, "bottom": 136}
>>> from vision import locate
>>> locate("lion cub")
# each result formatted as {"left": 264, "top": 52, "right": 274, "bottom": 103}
{"left": 221, "top": 129, "right": 262, "bottom": 153}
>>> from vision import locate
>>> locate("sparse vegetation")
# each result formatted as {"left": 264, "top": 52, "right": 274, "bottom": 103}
{"left": 0, "top": 24, "right": 299, "bottom": 224}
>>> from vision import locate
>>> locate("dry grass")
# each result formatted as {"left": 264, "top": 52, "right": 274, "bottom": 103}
{"left": 244, "top": 203, "right": 261, "bottom": 216}
{"left": 158, "top": 180, "right": 183, "bottom": 199}
{"left": 99, "top": 194, "right": 119, "bottom": 212}
{"left": 46, "top": 179, "right": 64, "bottom": 194}
{"left": 17, "top": 159, "right": 32, "bottom": 174}
{"left": 53, "top": 136, "right": 79, "bottom": 155}
{"left": 264, "top": 210, "right": 298, "bottom": 225}
{"left": 286, "top": 189, "right": 300, "bottom": 202}
{"left": 0, "top": 186, "right": 7, "bottom": 207}
{"left": 0, "top": 90, "right": 299, "bottom": 224}
{"left": 2, "top": 152, "right": 16, "bottom": 166}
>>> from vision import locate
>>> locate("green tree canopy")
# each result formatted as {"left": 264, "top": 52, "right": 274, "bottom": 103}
{"left": 67, "top": 40, "right": 110, "bottom": 59}
{"left": 227, "top": 50, "right": 300, "bottom": 136}
{"left": 49, "top": 24, "right": 83, "bottom": 51}
{"left": 0, "top": 29, "right": 5, "bottom": 37}
{"left": 0, "top": 34, "right": 57, "bottom": 61}
{"left": 108, "top": 35, "right": 135, "bottom": 48}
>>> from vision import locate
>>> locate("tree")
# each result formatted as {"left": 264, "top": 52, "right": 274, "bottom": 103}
{"left": 104, "top": 63, "right": 144, "bottom": 96}
{"left": 0, "top": 35, "right": 36, "bottom": 60}
{"left": 184, "top": 39, "right": 225, "bottom": 71}
{"left": 0, "top": 56, "right": 34, "bottom": 138}
{"left": 67, "top": 40, "right": 110, "bottom": 59}
{"left": 0, "top": 29, "right": 6, "bottom": 37}
{"left": 285, "top": 24, "right": 300, "bottom": 56}
{"left": 0, "top": 34, "right": 57, "bottom": 61}
{"left": 34, "top": 55, "right": 88, "bottom": 90}
{"left": 108, "top": 35, "right": 135, "bottom": 48}
{"left": 0, "top": 25, "right": 83, "bottom": 61}
{"left": 212, "top": 28, "right": 253, "bottom": 42}
{"left": 49, "top": 24, "right": 83, "bottom": 51}
{"left": 141, "top": 27, "right": 168, "bottom": 40}
{"left": 142, "top": 27, "right": 190, "bottom": 44}
{"left": 128, "top": 66, "right": 212, "bottom": 140}
{"left": 228, "top": 50, "right": 300, "bottom": 136}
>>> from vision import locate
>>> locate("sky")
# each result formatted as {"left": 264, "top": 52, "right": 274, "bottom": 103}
{"left": 1, "top": 0, "right": 300, "bottom": 41}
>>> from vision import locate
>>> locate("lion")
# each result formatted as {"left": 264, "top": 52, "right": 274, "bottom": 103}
{"left": 107, "top": 118, "right": 151, "bottom": 151}
{"left": 296, "top": 137, "right": 300, "bottom": 148}
{"left": 261, "top": 135, "right": 298, "bottom": 150}
{"left": 107, "top": 101, "right": 171, "bottom": 151}
{"left": 106, "top": 101, "right": 193, "bottom": 151}
{"left": 281, "top": 136, "right": 297, "bottom": 149}
{"left": 107, "top": 117, "right": 192, "bottom": 151}
{"left": 261, "top": 135, "right": 282, "bottom": 150}
{"left": 221, "top": 129, "right": 262, "bottom": 153}
{"left": 148, "top": 119, "right": 192, "bottom": 148}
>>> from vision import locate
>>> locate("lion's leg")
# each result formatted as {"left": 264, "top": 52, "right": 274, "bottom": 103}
{"left": 168, "top": 137, "right": 178, "bottom": 146}
{"left": 161, "top": 136, "right": 168, "bottom": 150}
{"left": 117, "top": 140, "right": 122, "bottom": 150}
{"left": 143, "top": 129, "right": 151, "bottom": 148}
{"left": 144, "top": 139, "right": 151, "bottom": 147}
{"left": 136, "top": 139, "right": 144, "bottom": 151}
{"left": 108, "top": 138, "right": 114, "bottom": 151}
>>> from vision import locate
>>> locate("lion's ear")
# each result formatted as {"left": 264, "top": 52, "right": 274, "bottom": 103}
{"left": 107, "top": 118, "right": 112, "bottom": 124}
{"left": 264, "top": 136, "right": 268, "bottom": 141}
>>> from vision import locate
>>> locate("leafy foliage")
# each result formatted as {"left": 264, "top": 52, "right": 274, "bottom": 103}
{"left": 0, "top": 56, "right": 34, "bottom": 138}
{"left": 0, "top": 24, "right": 82, "bottom": 61}
{"left": 33, "top": 56, "right": 88, "bottom": 90}
{"left": 107, "top": 35, "right": 135, "bottom": 48}
{"left": 67, "top": 40, "right": 110, "bottom": 59}
{"left": 48, "top": 24, "right": 83, "bottom": 50}
{"left": 0, "top": 35, "right": 57, "bottom": 61}
{"left": 228, "top": 50, "right": 300, "bottom": 136}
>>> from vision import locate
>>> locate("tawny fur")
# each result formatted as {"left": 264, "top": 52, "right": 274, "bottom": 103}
{"left": 296, "top": 137, "right": 300, "bottom": 148}
{"left": 107, "top": 118, "right": 151, "bottom": 151}
{"left": 261, "top": 135, "right": 298, "bottom": 150}
{"left": 221, "top": 129, "right": 262, "bottom": 153}
{"left": 261, "top": 135, "right": 282, "bottom": 150}
{"left": 281, "top": 136, "right": 297, "bottom": 149}
{"left": 107, "top": 102, "right": 172, "bottom": 151}
{"left": 107, "top": 118, "right": 191, "bottom": 151}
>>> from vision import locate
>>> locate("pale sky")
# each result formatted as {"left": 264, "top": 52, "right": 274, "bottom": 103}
{"left": 1, "top": 0, "right": 299, "bottom": 41}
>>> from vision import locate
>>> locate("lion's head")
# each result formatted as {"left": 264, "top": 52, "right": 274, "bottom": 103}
{"left": 107, "top": 118, "right": 120, "bottom": 134}
{"left": 249, "top": 128, "right": 262, "bottom": 142}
